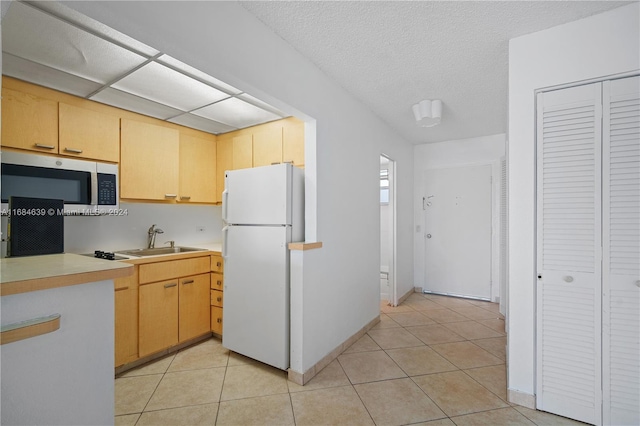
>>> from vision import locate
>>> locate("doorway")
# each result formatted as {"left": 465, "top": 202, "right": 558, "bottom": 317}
{"left": 423, "top": 164, "right": 493, "bottom": 300}
{"left": 380, "top": 155, "right": 396, "bottom": 305}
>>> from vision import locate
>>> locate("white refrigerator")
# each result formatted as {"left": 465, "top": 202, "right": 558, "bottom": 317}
{"left": 221, "top": 163, "right": 304, "bottom": 370}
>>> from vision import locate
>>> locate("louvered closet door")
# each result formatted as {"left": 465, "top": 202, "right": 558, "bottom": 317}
{"left": 536, "top": 83, "right": 602, "bottom": 425}
{"left": 602, "top": 76, "right": 640, "bottom": 426}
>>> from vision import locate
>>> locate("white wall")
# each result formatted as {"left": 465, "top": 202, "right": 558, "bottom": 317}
{"left": 508, "top": 3, "right": 639, "bottom": 401}
{"left": 413, "top": 134, "right": 506, "bottom": 291}
{"left": 62, "top": 1, "right": 415, "bottom": 373}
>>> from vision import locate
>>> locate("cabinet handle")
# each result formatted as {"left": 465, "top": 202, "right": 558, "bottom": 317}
{"left": 114, "top": 286, "right": 129, "bottom": 292}
{"left": 34, "top": 143, "right": 55, "bottom": 150}
{"left": 216, "top": 280, "right": 222, "bottom": 287}
{"left": 283, "top": 161, "right": 294, "bottom": 164}
{"left": 180, "top": 196, "right": 191, "bottom": 200}
{"left": 164, "top": 283, "right": 177, "bottom": 288}
{"left": 165, "top": 194, "right": 177, "bottom": 199}
{"left": 216, "top": 262, "right": 222, "bottom": 267}
{"left": 216, "top": 297, "right": 222, "bottom": 302}
{"left": 563, "top": 276, "right": 574, "bottom": 283}
{"left": 271, "top": 162, "right": 281, "bottom": 165}
{"left": 182, "top": 279, "right": 194, "bottom": 285}
{"left": 216, "top": 318, "right": 222, "bottom": 323}
{"left": 64, "top": 147, "right": 83, "bottom": 154}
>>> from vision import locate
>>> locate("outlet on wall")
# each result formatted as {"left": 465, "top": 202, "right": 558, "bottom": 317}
{"left": 196, "top": 225, "right": 206, "bottom": 233}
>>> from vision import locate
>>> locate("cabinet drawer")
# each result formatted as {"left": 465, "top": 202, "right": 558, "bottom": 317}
{"left": 211, "top": 255, "right": 224, "bottom": 273}
{"left": 211, "top": 272, "right": 223, "bottom": 290}
{"left": 140, "top": 256, "right": 210, "bottom": 284}
{"left": 211, "top": 306, "right": 223, "bottom": 335}
{"left": 211, "top": 289, "right": 224, "bottom": 307}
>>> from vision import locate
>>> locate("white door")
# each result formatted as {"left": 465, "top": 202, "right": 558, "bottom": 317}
{"left": 222, "top": 224, "right": 290, "bottom": 370}
{"left": 536, "top": 83, "right": 602, "bottom": 425}
{"left": 602, "top": 76, "right": 640, "bottom": 426}
{"left": 423, "top": 165, "right": 492, "bottom": 299}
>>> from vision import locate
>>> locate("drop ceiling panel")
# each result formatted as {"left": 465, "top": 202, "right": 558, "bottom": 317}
{"left": 30, "top": 0, "right": 160, "bottom": 57}
{"left": 2, "top": 2, "right": 149, "bottom": 85}
{"left": 157, "top": 54, "right": 242, "bottom": 95}
{"left": 112, "top": 61, "right": 231, "bottom": 111}
{"left": 237, "top": 93, "right": 287, "bottom": 117}
{"left": 168, "top": 113, "right": 238, "bottom": 134}
{"left": 90, "top": 87, "right": 184, "bottom": 121}
{"left": 192, "top": 97, "right": 282, "bottom": 128}
{"left": 2, "top": 53, "right": 103, "bottom": 98}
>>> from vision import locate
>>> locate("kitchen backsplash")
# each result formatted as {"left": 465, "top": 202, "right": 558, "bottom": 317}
{"left": 1, "top": 202, "right": 223, "bottom": 256}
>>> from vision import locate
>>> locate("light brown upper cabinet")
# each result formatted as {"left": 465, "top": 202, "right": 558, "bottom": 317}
{"left": 179, "top": 134, "right": 217, "bottom": 203}
{"left": 283, "top": 119, "right": 305, "bottom": 167}
{"left": 120, "top": 119, "right": 179, "bottom": 201}
{"left": 216, "top": 138, "right": 233, "bottom": 200}
{"left": 1, "top": 87, "right": 58, "bottom": 153}
{"left": 59, "top": 103, "right": 120, "bottom": 162}
{"left": 232, "top": 134, "right": 253, "bottom": 170}
{"left": 253, "top": 127, "right": 283, "bottom": 167}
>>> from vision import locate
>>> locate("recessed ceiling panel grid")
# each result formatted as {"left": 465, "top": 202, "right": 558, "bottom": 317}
{"left": 192, "top": 97, "right": 282, "bottom": 128}
{"left": 157, "top": 54, "right": 242, "bottom": 95}
{"left": 2, "top": 2, "right": 148, "bottom": 85}
{"left": 2, "top": 52, "right": 103, "bottom": 98}
{"left": 90, "top": 87, "right": 185, "bottom": 121}
{"left": 112, "top": 61, "right": 231, "bottom": 111}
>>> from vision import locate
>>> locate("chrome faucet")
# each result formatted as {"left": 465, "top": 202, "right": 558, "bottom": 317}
{"left": 147, "top": 224, "right": 164, "bottom": 249}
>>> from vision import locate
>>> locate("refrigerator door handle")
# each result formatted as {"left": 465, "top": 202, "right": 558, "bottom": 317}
{"left": 222, "top": 189, "right": 229, "bottom": 223}
{"left": 222, "top": 225, "right": 229, "bottom": 259}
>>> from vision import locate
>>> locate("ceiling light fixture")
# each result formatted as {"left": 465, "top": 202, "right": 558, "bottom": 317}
{"left": 412, "top": 99, "right": 442, "bottom": 127}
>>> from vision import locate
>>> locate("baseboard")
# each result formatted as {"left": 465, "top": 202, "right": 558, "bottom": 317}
{"left": 414, "top": 286, "right": 423, "bottom": 293}
{"left": 508, "top": 388, "right": 536, "bottom": 409}
{"left": 288, "top": 315, "right": 381, "bottom": 386}
{"left": 398, "top": 287, "right": 414, "bottom": 305}
{"left": 115, "top": 333, "right": 212, "bottom": 376}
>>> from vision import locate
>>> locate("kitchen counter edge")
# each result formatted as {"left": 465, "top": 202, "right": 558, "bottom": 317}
{"left": 1, "top": 253, "right": 134, "bottom": 296}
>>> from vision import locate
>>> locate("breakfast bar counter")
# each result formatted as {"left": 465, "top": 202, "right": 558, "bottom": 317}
{"left": 0, "top": 253, "right": 132, "bottom": 425}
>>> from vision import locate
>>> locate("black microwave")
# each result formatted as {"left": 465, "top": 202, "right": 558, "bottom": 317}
{"left": 1, "top": 151, "right": 118, "bottom": 215}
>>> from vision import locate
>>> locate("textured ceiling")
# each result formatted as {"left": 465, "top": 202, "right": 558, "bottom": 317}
{"left": 241, "top": 1, "right": 634, "bottom": 144}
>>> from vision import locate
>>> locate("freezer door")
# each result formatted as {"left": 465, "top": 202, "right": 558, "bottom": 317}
{"left": 224, "top": 164, "right": 291, "bottom": 226}
{"left": 222, "top": 225, "right": 290, "bottom": 370}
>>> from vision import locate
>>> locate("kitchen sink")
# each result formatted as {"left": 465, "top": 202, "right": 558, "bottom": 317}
{"left": 116, "top": 246, "right": 206, "bottom": 257}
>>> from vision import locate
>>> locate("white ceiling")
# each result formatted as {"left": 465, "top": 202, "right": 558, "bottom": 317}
{"left": 1, "top": 1, "right": 634, "bottom": 143}
{"left": 240, "top": 1, "right": 634, "bottom": 144}
{"left": 1, "top": 1, "right": 287, "bottom": 134}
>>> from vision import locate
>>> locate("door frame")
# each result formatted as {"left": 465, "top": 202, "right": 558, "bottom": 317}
{"left": 380, "top": 154, "right": 397, "bottom": 306}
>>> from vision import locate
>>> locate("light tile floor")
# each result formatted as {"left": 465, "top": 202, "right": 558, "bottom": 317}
{"left": 115, "top": 293, "right": 585, "bottom": 425}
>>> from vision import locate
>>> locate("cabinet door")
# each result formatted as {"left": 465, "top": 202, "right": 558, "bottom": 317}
{"left": 139, "top": 280, "right": 179, "bottom": 357}
{"left": 211, "top": 272, "right": 224, "bottom": 291}
{"left": 178, "top": 273, "right": 211, "bottom": 342}
{"left": 179, "top": 133, "right": 216, "bottom": 203}
{"left": 211, "top": 306, "right": 223, "bottom": 335}
{"left": 232, "top": 134, "right": 253, "bottom": 170}
{"left": 1, "top": 87, "right": 58, "bottom": 152}
{"left": 283, "top": 120, "right": 305, "bottom": 167}
{"left": 217, "top": 138, "right": 233, "bottom": 202}
{"left": 120, "top": 119, "right": 179, "bottom": 200}
{"left": 58, "top": 103, "right": 120, "bottom": 162}
{"left": 114, "top": 265, "right": 138, "bottom": 367}
{"left": 253, "top": 127, "right": 282, "bottom": 167}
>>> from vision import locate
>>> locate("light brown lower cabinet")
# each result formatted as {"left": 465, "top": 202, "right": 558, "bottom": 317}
{"left": 211, "top": 306, "right": 223, "bottom": 335}
{"left": 114, "top": 265, "right": 138, "bottom": 367}
{"left": 178, "top": 273, "right": 211, "bottom": 342}
{"left": 138, "top": 279, "right": 179, "bottom": 358}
